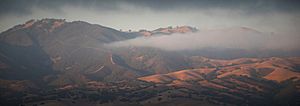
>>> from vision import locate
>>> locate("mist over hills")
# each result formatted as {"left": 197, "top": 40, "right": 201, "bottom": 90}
{"left": 0, "top": 19, "right": 299, "bottom": 106}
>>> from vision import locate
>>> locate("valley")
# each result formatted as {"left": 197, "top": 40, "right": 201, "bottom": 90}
{"left": 0, "top": 19, "right": 299, "bottom": 106}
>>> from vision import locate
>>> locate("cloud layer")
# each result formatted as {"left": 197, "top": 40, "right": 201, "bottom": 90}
{"left": 0, "top": 0, "right": 300, "bottom": 35}
{"left": 105, "top": 27, "right": 300, "bottom": 51}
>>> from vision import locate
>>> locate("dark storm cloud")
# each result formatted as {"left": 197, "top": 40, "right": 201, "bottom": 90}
{"left": 1, "top": 0, "right": 299, "bottom": 16}
{"left": 0, "top": 0, "right": 299, "bottom": 34}
{"left": 0, "top": 0, "right": 120, "bottom": 16}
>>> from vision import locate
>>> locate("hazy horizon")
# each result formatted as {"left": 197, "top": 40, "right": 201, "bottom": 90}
{"left": 1, "top": 0, "right": 300, "bottom": 35}
{"left": 1, "top": 1, "right": 300, "bottom": 106}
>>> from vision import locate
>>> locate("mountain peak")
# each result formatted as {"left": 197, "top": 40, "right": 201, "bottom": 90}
{"left": 30, "top": 18, "right": 66, "bottom": 32}
{"left": 138, "top": 26, "right": 198, "bottom": 36}
{"left": 155, "top": 26, "right": 197, "bottom": 33}
{"left": 5, "top": 18, "right": 66, "bottom": 33}
{"left": 23, "top": 18, "right": 66, "bottom": 27}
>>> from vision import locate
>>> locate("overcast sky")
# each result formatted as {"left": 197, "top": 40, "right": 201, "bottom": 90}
{"left": 0, "top": 0, "right": 300, "bottom": 34}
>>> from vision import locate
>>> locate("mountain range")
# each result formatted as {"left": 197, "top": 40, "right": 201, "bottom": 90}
{"left": 0, "top": 19, "right": 299, "bottom": 106}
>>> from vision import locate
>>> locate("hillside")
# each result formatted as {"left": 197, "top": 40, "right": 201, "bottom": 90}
{"left": 138, "top": 57, "right": 300, "bottom": 106}
{"left": 139, "top": 57, "right": 300, "bottom": 83}
{"left": 0, "top": 19, "right": 299, "bottom": 106}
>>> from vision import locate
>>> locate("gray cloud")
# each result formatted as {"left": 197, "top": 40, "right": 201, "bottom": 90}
{"left": 1, "top": 0, "right": 300, "bottom": 15}
{"left": 0, "top": 0, "right": 300, "bottom": 34}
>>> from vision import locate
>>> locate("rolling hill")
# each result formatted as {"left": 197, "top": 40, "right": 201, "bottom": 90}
{"left": 0, "top": 19, "right": 299, "bottom": 106}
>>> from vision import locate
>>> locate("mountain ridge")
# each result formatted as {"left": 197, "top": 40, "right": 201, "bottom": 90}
{"left": 0, "top": 19, "right": 299, "bottom": 106}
